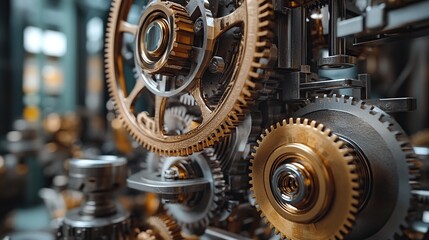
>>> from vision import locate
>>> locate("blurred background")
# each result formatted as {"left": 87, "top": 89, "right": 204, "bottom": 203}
{"left": 0, "top": 0, "right": 428, "bottom": 239}
{"left": 0, "top": 0, "right": 124, "bottom": 239}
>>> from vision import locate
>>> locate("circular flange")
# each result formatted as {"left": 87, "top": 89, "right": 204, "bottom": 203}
{"left": 250, "top": 118, "right": 359, "bottom": 240}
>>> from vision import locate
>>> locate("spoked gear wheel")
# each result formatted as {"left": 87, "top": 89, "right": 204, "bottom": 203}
{"left": 249, "top": 118, "right": 359, "bottom": 240}
{"left": 105, "top": 0, "right": 274, "bottom": 156}
{"left": 143, "top": 215, "right": 183, "bottom": 240}
{"left": 161, "top": 149, "right": 226, "bottom": 235}
{"left": 293, "top": 94, "right": 419, "bottom": 239}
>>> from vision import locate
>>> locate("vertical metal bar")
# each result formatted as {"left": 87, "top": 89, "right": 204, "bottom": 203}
{"left": 329, "top": 0, "right": 346, "bottom": 55}
{"left": 301, "top": 7, "right": 307, "bottom": 65}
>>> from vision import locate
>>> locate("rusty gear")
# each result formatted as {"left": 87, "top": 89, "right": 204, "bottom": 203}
{"left": 249, "top": 118, "right": 359, "bottom": 240}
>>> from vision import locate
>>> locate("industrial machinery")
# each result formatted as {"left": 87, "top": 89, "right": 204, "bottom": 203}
{"left": 58, "top": 156, "right": 132, "bottom": 239}
{"left": 63, "top": 0, "right": 429, "bottom": 239}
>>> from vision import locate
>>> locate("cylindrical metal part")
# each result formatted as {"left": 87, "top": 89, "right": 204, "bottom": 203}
{"left": 301, "top": 7, "right": 307, "bottom": 65}
{"left": 278, "top": 8, "right": 305, "bottom": 69}
{"left": 60, "top": 156, "right": 132, "bottom": 240}
{"left": 329, "top": 0, "right": 346, "bottom": 56}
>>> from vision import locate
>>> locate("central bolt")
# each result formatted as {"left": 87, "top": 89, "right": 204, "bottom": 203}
{"left": 271, "top": 162, "right": 313, "bottom": 208}
{"left": 284, "top": 175, "right": 299, "bottom": 193}
{"left": 163, "top": 167, "right": 179, "bottom": 180}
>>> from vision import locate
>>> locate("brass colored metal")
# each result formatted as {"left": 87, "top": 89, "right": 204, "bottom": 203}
{"left": 135, "top": 1, "right": 194, "bottom": 75}
{"left": 145, "top": 215, "right": 183, "bottom": 240}
{"left": 250, "top": 118, "right": 359, "bottom": 240}
{"left": 106, "top": 0, "right": 274, "bottom": 156}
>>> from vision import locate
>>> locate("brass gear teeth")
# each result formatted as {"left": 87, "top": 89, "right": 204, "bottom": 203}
{"left": 295, "top": 94, "right": 418, "bottom": 239}
{"left": 105, "top": 0, "right": 275, "bottom": 157}
{"left": 146, "top": 215, "right": 183, "bottom": 240}
{"left": 156, "top": 1, "right": 194, "bottom": 75}
{"left": 249, "top": 117, "right": 359, "bottom": 240}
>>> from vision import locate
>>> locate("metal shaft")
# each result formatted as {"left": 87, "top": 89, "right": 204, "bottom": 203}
{"left": 329, "top": 0, "right": 346, "bottom": 55}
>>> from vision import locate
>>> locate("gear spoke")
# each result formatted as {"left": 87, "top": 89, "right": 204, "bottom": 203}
{"left": 106, "top": 0, "right": 273, "bottom": 155}
{"left": 189, "top": 80, "right": 212, "bottom": 121}
{"left": 125, "top": 78, "right": 145, "bottom": 109}
{"left": 119, "top": 20, "right": 138, "bottom": 35}
{"left": 213, "top": 3, "right": 246, "bottom": 39}
{"left": 153, "top": 95, "right": 166, "bottom": 135}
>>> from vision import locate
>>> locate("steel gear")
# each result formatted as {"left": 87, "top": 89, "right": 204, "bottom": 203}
{"left": 162, "top": 149, "right": 226, "bottom": 235}
{"left": 163, "top": 106, "right": 195, "bottom": 135}
{"left": 293, "top": 94, "right": 419, "bottom": 239}
{"left": 249, "top": 118, "right": 359, "bottom": 240}
{"left": 105, "top": 0, "right": 274, "bottom": 156}
{"left": 144, "top": 215, "right": 183, "bottom": 240}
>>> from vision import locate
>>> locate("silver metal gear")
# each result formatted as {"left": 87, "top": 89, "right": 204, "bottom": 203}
{"left": 293, "top": 94, "right": 418, "bottom": 239}
{"left": 163, "top": 106, "right": 196, "bottom": 135}
{"left": 162, "top": 149, "right": 226, "bottom": 235}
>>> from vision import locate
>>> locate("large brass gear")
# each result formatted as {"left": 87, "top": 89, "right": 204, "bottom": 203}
{"left": 105, "top": 0, "right": 274, "bottom": 156}
{"left": 249, "top": 118, "right": 359, "bottom": 240}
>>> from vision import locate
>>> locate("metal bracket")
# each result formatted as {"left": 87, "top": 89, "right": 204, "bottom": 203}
{"left": 127, "top": 169, "right": 210, "bottom": 194}
{"left": 363, "top": 97, "right": 417, "bottom": 112}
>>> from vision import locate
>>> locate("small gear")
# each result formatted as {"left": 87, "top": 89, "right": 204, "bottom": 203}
{"left": 293, "top": 94, "right": 419, "bottom": 239}
{"left": 249, "top": 118, "right": 359, "bottom": 240}
{"left": 163, "top": 106, "right": 195, "bottom": 135}
{"left": 163, "top": 149, "right": 226, "bottom": 235}
{"left": 135, "top": 1, "right": 194, "bottom": 76}
{"left": 179, "top": 93, "right": 197, "bottom": 107}
{"left": 144, "top": 215, "right": 183, "bottom": 240}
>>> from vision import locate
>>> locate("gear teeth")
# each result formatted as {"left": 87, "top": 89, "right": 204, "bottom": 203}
{"left": 250, "top": 117, "right": 359, "bottom": 240}
{"left": 146, "top": 215, "right": 183, "bottom": 240}
{"left": 164, "top": 149, "right": 226, "bottom": 235}
{"left": 105, "top": 0, "right": 274, "bottom": 156}
{"left": 317, "top": 122, "right": 325, "bottom": 132}
{"left": 293, "top": 94, "right": 418, "bottom": 239}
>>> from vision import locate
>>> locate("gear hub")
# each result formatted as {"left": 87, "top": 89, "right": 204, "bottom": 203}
{"left": 135, "top": 1, "right": 194, "bottom": 76}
